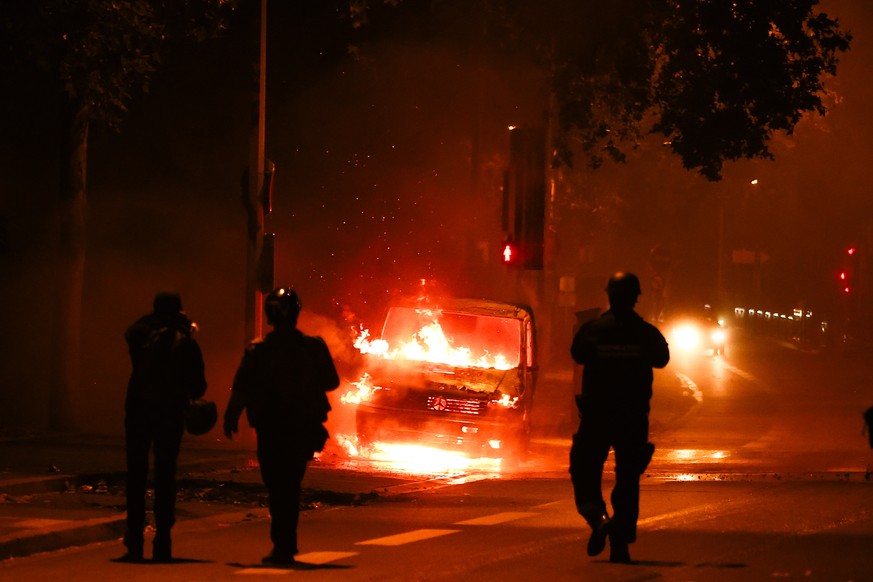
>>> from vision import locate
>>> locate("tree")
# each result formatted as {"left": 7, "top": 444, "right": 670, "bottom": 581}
{"left": 0, "top": 0, "right": 234, "bottom": 429}
{"left": 351, "top": 0, "right": 850, "bottom": 181}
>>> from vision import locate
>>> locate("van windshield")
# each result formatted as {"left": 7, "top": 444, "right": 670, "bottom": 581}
{"left": 380, "top": 306, "right": 521, "bottom": 370}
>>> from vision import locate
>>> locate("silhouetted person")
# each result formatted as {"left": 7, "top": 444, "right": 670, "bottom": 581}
{"left": 224, "top": 287, "right": 340, "bottom": 566}
{"left": 122, "top": 292, "right": 207, "bottom": 562}
{"left": 569, "top": 272, "right": 669, "bottom": 563}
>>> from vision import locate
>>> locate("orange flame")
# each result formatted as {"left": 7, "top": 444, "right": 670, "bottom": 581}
{"left": 339, "top": 373, "right": 378, "bottom": 405}
{"left": 352, "top": 310, "right": 512, "bottom": 370}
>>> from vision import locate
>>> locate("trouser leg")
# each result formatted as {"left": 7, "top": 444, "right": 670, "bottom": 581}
{"left": 258, "top": 433, "right": 307, "bottom": 556}
{"left": 610, "top": 417, "right": 650, "bottom": 544}
{"left": 569, "top": 421, "right": 611, "bottom": 528}
{"left": 124, "top": 413, "right": 150, "bottom": 551}
{"left": 152, "top": 415, "right": 184, "bottom": 536}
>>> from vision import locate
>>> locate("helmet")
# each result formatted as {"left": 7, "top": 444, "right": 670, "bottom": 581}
{"left": 605, "top": 272, "right": 642, "bottom": 301}
{"left": 185, "top": 399, "right": 217, "bottom": 436}
{"left": 153, "top": 292, "right": 183, "bottom": 315}
{"left": 264, "top": 287, "right": 302, "bottom": 325}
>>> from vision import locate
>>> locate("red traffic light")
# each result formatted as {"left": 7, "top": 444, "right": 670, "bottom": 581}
{"left": 503, "top": 243, "right": 515, "bottom": 264}
{"left": 848, "top": 247, "right": 856, "bottom": 255}
{"left": 501, "top": 238, "right": 521, "bottom": 265}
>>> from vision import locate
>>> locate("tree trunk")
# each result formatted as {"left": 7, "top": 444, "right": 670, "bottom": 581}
{"left": 49, "top": 98, "right": 89, "bottom": 431}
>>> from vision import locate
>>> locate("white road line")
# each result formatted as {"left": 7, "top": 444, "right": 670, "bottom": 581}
{"left": 295, "top": 551, "right": 359, "bottom": 564}
{"left": 675, "top": 372, "right": 703, "bottom": 402}
{"left": 236, "top": 567, "right": 290, "bottom": 575}
{"left": 454, "top": 511, "right": 538, "bottom": 525}
{"left": 356, "top": 528, "right": 459, "bottom": 546}
{"left": 637, "top": 502, "right": 726, "bottom": 530}
{"left": 533, "top": 500, "right": 567, "bottom": 509}
{"left": 721, "top": 361, "right": 760, "bottom": 384}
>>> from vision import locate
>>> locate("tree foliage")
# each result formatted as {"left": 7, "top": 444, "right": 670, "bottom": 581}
{"left": 650, "top": 1, "right": 851, "bottom": 180}
{"left": 350, "top": 0, "right": 851, "bottom": 180}
{"left": 1, "top": 0, "right": 234, "bottom": 129}
{"left": 0, "top": 0, "right": 235, "bottom": 430}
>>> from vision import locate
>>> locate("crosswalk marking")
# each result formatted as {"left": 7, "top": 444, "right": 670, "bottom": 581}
{"left": 357, "top": 528, "right": 459, "bottom": 546}
{"left": 295, "top": 551, "right": 358, "bottom": 564}
{"left": 722, "top": 361, "right": 760, "bottom": 384}
{"left": 675, "top": 372, "right": 703, "bottom": 402}
{"left": 454, "top": 511, "right": 538, "bottom": 525}
{"left": 637, "top": 503, "right": 726, "bottom": 529}
{"left": 533, "top": 500, "right": 566, "bottom": 509}
{"left": 237, "top": 567, "right": 290, "bottom": 575}
{"left": 233, "top": 502, "right": 561, "bottom": 571}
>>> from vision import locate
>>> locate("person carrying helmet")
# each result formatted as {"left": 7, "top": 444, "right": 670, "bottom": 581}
{"left": 569, "top": 272, "right": 670, "bottom": 563}
{"left": 121, "top": 292, "right": 207, "bottom": 562}
{"left": 223, "top": 287, "right": 340, "bottom": 566}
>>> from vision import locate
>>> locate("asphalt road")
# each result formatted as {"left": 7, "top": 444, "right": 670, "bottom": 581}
{"left": 2, "top": 331, "right": 872, "bottom": 581}
{"left": 651, "top": 331, "right": 873, "bottom": 476}
{"left": 2, "top": 476, "right": 870, "bottom": 581}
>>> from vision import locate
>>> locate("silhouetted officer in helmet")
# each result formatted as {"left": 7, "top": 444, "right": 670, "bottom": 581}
{"left": 224, "top": 288, "right": 340, "bottom": 566}
{"left": 569, "top": 272, "right": 669, "bottom": 563}
{"left": 122, "top": 292, "right": 207, "bottom": 562}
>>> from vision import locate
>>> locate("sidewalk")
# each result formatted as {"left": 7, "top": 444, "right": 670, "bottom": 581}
{"left": 0, "top": 431, "right": 413, "bottom": 561}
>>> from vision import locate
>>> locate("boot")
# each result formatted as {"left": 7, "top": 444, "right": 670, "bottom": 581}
{"left": 586, "top": 513, "right": 611, "bottom": 557}
{"left": 608, "top": 535, "right": 631, "bottom": 564}
{"left": 119, "top": 531, "right": 144, "bottom": 562}
{"left": 152, "top": 531, "right": 172, "bottom": 563}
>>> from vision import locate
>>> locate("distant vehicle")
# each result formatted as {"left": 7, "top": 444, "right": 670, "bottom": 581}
{"left": 667, "top": 307, "right": 727, "bottom": 356}
{"left": 351, "top": 298, "right": 537, "bottom": 457}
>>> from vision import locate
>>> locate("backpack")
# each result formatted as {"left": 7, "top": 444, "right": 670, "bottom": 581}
{"left": 140, "top": 326, "right": 187, "bottom": 399}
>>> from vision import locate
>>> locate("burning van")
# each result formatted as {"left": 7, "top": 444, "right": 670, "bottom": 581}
{"left": 345, "top": 299, "right": 537, "bottom": 457}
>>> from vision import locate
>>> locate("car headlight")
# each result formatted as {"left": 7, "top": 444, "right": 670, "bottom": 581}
{"left": 711, "top": 329, "right": 726, "bottom": 344}
{"left": 672, "top": 324, "right": 702, "bottom": 350}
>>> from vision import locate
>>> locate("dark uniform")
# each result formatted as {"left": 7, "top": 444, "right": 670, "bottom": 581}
{"left": 569, "top": 273, "right": 669, "bottom": 563}
{"left": 224, "top": 288, "right": 339, "bottom": 565}
{"left": 123, "top": 293, "right": 207, "bottom": 562}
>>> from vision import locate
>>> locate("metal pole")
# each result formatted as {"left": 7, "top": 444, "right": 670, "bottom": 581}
{"left": 245, "top": 0, "right": 267, "bottom": 343}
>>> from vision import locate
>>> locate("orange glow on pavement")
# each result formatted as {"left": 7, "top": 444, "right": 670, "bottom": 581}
{"left": 332, "top": 434, "right": 502, "bottom": 475}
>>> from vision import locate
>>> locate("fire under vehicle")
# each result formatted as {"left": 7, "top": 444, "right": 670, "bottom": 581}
{"left": 350, "top": 298, "right": 537, "bottom": 457}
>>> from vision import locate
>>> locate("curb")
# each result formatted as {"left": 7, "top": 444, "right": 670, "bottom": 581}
{"left": 0, "top": 453, "right": 256, "bottom": 562}
{"left": 0, "top": 514, "right": 126, "bottom": 561}
{"left": 0, "top": 475, "right": 75, "bottom": 496}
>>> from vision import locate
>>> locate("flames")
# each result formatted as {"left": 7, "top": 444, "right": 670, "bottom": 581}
{"left": 331, "top": 305, "right": 520, "bottom": 472}
{"left": 341, "top": 309, "right": 513, "bottom": 406}
{"left": 352, "top": 310, "right": 512, "bottom": 370}
{"left": 339, "top": 372, "right": 377, "bottom": 405}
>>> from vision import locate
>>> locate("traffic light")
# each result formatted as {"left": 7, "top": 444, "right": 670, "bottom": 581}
{"left": 839, "top": 246, "right": 858, "bottom": 294}
{"left": 502, "top": 239, "right": 518, "bottom": 266}
{"left": 503, "top": 127, "right": 546, "bottom": 270}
